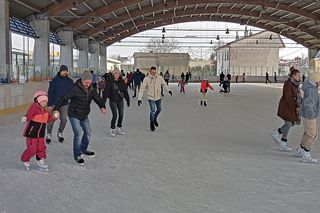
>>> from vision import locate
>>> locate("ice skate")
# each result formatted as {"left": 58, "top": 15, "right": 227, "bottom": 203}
{"left": 295, "top": 147, "right": 305, "bottom": 157}
{"left": 150, "top": 121, "right": 155, "bottom": 131}
{"left": 153, "top": 119, "right": 159, "bottom": 127}
{"left": 110, "top": 129, "right": 116, "bottom": 137}
{"left": 301, "top": 152, "right": 318, "bottom": 164}
{"left": 279, "top": 141, "right": 292, "bottom": 152}
{"left": 75, "top": 156, "right": 85, "bottom": 166}
{"left": 36, "top": 159, "right": 49, "bottom": 172}
{"left": 270, "top": 129, "right": 281, "bottom": 143}
{"left": 82, "top": 150, "right": 95, "bottom": 158}
{"left": 46, "top": 134, "right": 51, "bottom": 144}
{"left": 57, "top": 132, "right": 64, "bottom": 143}
{"left": 22, "top": 161, "right": 30, "bottom": 171}
{"left": 116, "top": 127, "right": 125, "bottom": 135}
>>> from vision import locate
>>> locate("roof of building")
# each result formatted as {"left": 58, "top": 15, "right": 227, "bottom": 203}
{"left": 8, "top": 1, "right": 320, "bottom": 50}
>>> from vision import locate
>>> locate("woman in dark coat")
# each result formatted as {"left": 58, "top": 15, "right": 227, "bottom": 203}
{"left": 103, "top": 68, "right": 130, "bottom": 137}
{"left": 271, "top": 69, "right": 301, "bottom": 152}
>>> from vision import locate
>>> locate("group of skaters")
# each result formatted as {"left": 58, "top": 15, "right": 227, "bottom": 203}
{"left": 20, "top": 65, "right": 172, "bottom": 170}
{"left": 271, "top": 66, "right": 320, "bottom": 164}
{"left": 20, "top": 63, "right": 319, "bottom": 172}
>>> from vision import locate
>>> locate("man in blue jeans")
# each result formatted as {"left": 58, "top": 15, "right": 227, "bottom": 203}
{"left": 138, "top": 66, "right": 172, "bottom": 131}
{"left": 54, "top": 70, "right": 106, "bottom": 165}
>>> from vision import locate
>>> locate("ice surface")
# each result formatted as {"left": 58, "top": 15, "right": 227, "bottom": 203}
{"left": 0, "top": 83, "right": 319, "bottom": 213}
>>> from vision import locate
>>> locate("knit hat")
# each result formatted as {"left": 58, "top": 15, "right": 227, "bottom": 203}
{"left": 82, "top": 70, "right": 92, "bottom": 81}
{"left": 112, "top": 67, "right": 121, "bottom": 74}
{"left": 59, "top": 65, "right": 68, "bottom": 72}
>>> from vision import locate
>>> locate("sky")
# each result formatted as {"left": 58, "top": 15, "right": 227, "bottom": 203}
{"left": 107, "top": 21, "right": 308, "bottom": 60}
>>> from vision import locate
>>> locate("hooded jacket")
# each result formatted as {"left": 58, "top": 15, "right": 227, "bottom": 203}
{"left": 300, "top": 79, "right": 320, "bottom": 119}
{"left": 138, "top": 74, "right": 169, "bottom": 101}
{"left": 48, "top": 72, "right": 74, "bottom": 106}
{"left": 200, "top": 80, "right": 214, "bottom": 93}
{"left": 53, "top": 79, "right": 106, "bottom": 121}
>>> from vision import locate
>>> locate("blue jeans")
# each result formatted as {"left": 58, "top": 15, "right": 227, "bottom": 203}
{"left": 148, "top": 99, "right": 162, "bottom": 122}
{"left": 69, "top": 117, "right": 91, "bottom": 159}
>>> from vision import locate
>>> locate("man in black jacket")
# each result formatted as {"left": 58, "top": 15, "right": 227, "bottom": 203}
{"left": 54, "top": 70, "right": 106, "bottom": 165}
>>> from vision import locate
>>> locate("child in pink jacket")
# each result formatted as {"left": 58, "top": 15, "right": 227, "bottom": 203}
{"left": 21, "top": 91, "right": 58, "bottom": 171}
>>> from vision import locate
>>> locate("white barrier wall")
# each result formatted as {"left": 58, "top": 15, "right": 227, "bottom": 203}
{"left": 0, "top": 81, "right": 49, "bottom": 110}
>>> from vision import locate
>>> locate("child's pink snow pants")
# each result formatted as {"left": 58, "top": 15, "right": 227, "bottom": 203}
{"left": 21, "top": 138, "right": 46, "bottom": 162}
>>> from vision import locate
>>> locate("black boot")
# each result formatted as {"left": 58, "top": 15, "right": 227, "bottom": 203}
{"left": 200, "top": 101, "right": 203, "bottom": 106}
{"left": 204, "top": 101, "right": 207, "bottom": 107}
{"left": 150, "top": 121, "right": 155, "bottom": 131}
{"left": 153, "top": 119, "right": 159, "bottom": 127}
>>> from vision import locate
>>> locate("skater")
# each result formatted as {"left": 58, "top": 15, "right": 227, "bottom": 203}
{"left": 90, "top": 69, "right": 97, "bottom": 89}
{"left": 185, "top": 72, "right": 190, "bottom": 84}
{"left": 220, "top": 77, "right": 230, "bottom": 94}
{"left": 236, "top": 75, "right": 239, "bottom": 83}
{"left": 265, "top": 72, "right": 272, "bottom": 84}
{"left": 181, "top": 72, "right": 185, "bottom": 81}
{"left": 46, "top": 65, "right": 74, "bottom": 144}
{"left": 226, "top": 73, "right": 231, "bottom": 92}
{"left": 302, "top": 74, "right": 305, "bottom": 82}
{"left": 271, "top": 68, "right": 301, "bottom": 152}
{"left": 219, "top": 72, "right": 225, "bottom": 86}
{"left": 132, "top": 69, "right": 142, "bottom": 98}
{"left": 295, "top": 70, "right": 320, "bottom": 163}
{"left": 21, "top": 91, "right": 59, "bottom": 171}
{"left": 53, "top": 70, "right": 106, "bottom": 165}
{"left": 98, "top": 77, "right": 106, "bottom": 97}
{"left": 242, "top": 72, "right": 246, "bottom": 83}
{"left": 188, "top": 71, "right": 192, "bottom": 81}
{"left": 138, "top": 66, "right": 173, "bottom": 131}
{"left": 164, "top": 70, "right": 170, "bottom": 85}
{"left": 178, "top": 78, "right": 186, "bottom": 94}
{"left": 103, "top": 68, "right": 130, "bottom": 137}
{"left": 200, "top": 78, "right": 214, "bottom": 106}
{"left": 274, "top": 72, "right": 277, "bottom": 83}
{"left": 160, "top": 72, "right": 164, "bottom": 97}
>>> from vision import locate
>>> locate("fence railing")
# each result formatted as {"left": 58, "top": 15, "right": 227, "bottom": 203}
{"left": 0, "top": 65, "right": 107, "bottom": 84}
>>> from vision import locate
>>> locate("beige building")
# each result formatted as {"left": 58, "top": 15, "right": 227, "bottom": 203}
{"left": 189, "top": 58, "right": 212, "bottom": 68}
{"left": 133, "top": 52, "right": 190, "bottom": 76}
{"left": 216, "top": 31, "right": 285, "bottom": 76}
{"left": 107, "top": 58, "right": 121, "bottom": 72}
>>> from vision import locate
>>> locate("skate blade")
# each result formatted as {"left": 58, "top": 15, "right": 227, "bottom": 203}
{"left": 36, "top": 167, "right": 50, "bottom": 172}
{"left": 269, "top": 132, "right": 280, "bottom": 143}
{"left": 302, "top": 159, "right": 319, "bottom": 164}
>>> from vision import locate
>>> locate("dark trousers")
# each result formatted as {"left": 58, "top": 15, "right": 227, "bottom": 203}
{"left": 133, "top": 84, "right": 141, "bottom": 96}
{"left": 109, "top": 100, "right": 124, "bottom": 129}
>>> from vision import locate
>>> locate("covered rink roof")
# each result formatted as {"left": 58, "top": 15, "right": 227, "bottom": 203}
{"left": 9, "top": 0, "right": 320, "bottom": 49}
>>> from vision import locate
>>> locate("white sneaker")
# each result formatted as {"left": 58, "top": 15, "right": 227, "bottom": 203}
{"left": 22, "top": 161, "right": 30, "bottom": 170}
{"left": 295, "top": 147, "right": 305, "bottom": 157}
{"left": 36, "top": 158, "right": 48, "bottom": 168}
{"left": 279, "top": 141, "right": 292, "bottom": 152}
{"left": 301, "top": 152, "right": 318, "bottom": 164}
{"left": 116, "top": 127, "right": 125, "bottom": 135}
{"left": 270, "top": 130, "right": 281, "bottom": 143}
{"left": 110, "top": 129, "right": 116, "bottom": 137}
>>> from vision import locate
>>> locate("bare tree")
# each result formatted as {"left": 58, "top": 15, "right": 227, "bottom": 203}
{"left": 109, "top": 54, "right": 121, "bottom": 60}
{"left": 144, "top": 39, "right": 180, "bottom": 53}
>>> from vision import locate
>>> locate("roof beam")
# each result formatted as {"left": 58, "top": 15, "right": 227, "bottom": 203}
{"left": 86, "top": 6, "right": 319, "bottom": 40}
{"left": 102, "top": 16, "right": 315, "bottom": 49}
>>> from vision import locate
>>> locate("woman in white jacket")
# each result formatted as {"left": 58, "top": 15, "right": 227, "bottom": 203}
{"left": 138, "top": 66, "right": 172, "bottom": 131}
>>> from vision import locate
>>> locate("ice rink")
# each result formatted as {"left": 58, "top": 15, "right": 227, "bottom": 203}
{"left": 1, "top": 83, "right": 320, "bottom": 213}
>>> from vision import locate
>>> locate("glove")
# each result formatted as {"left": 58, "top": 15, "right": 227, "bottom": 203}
{"left": 168, "top": 91, "right": 173, "bottom": 96}
{"left": 127, "top": 102, "right": 130, "bottom": 107}
{"left": 138, "top": 100, "right": 142, "bottom": 106}
{"left": 21, "top": 116, "right": 27, "bottom": 123}
{"left": 53, "top": 111, "right": 60, "bottom": 119}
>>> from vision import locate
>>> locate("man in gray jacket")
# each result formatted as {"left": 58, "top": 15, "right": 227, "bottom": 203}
{"left": 296, "top": 70, "right": 320, "bottom": 164}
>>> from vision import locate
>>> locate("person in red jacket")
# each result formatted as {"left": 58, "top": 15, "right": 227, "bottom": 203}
{"left": 21, "top": 91, "right": 59, "bottom": 171}
{"left": 200, "top": 78, "right": 214, "bottom": 106}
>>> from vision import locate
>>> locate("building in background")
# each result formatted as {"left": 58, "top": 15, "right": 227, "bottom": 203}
{"left": 133, "top": 52, "right": 190, "bottom": 76}
{"left": 215, "top": 31, "right": 285, "bottom": 76}
{"left": 120, "top": 56, "right": 134, "bottom": 73}
{"left": 107, "top": 58, "right": 121, "bottom": 72}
